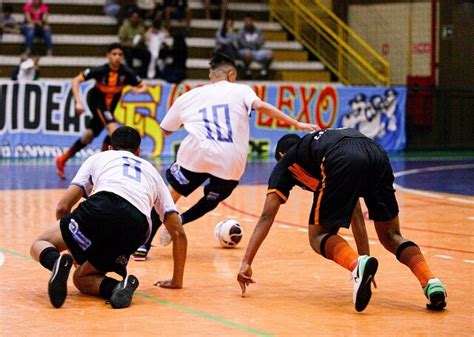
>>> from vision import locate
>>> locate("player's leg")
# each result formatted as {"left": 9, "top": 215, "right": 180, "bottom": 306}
{"left": 180, "top": 176, "right": 239, "bottom": 225}
{"left": 30, "top": 223, "right": 74, "bottom": 308}
{"left": 309, "top": 144, "right": 378, "bottom": 312}
{"left": 134, "top": 163, "right": 207, "bottom": 259}
{"left": 374, "top": 217, "right": 447, "bottom": 310}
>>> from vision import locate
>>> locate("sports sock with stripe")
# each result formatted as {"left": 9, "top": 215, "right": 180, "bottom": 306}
{"left": 396, "top": 241, "right": 435, "bottom": 288}
{"left": 320, "top": 234, "right": 359, "bottom": 271}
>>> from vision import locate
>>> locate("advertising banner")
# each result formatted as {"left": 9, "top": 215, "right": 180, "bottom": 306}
{"left": 0, "top": 80, "right": 406, "bottom": 159}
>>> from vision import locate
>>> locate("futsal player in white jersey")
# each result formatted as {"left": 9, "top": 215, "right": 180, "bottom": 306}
{"left": 30, "top": 126, "right": 187, "bottom": 309}
{"left": 134, "top": 53, "right": 319, "bottom": 259}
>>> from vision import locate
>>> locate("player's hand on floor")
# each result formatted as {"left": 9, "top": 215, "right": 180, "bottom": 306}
{"left": 237, "top": 264, "right": 255, "bottom": 297}
{"left": 154, "top": 279, "right": 182, "bottom": 289}
{"left": 295, "top": 121, "right": 320, "bottom": 132}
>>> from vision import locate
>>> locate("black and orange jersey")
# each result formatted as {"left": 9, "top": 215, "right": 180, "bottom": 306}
{"left": 80, "top": 63, "right": 143, "bottom": 109}
{"left": 267, "top": 128, "right": 369, "bottom": 202}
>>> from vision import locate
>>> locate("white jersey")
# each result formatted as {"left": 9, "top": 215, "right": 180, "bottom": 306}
{"left": 160, "top": 80, "right": 261, "bottom": 180}
{"left": 71, "top": 150, "right": 178, "bottom": 225}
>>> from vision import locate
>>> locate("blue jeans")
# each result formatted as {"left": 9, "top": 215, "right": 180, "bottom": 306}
{"left": 21, "top": 25, "right": 52, "bottom": 51}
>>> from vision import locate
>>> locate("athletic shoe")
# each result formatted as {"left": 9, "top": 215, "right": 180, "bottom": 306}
{"left": 55, "top": 155, "right": 66, "bottom": 180}
{"left": 110, "top": 275, "right": 139, "bottom": 309}
{"left": 352, "top": 255, "right": 378, "bottom": 312}
{"left": 132, "top": 245, "right": 149, "bottom": 261}
{"left": 423, "top": 278, "right": 447, "bottom": 310}
{"left": 159, "top": 227, "right": 172, "bottom": 247}
{"left": 48, "top": 254, "right": 73, "bottom": 308}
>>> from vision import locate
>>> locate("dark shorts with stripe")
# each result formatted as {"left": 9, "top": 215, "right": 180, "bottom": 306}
{"left": 59, "top": 191, "right": 149, "bottom": 275}
{"left": 86, "top": 88, "right": 120, "bottom": 136}
{"left": 166, "top": 162, "right": 239, "bottom": 199}
{"left": 309, "top": 138, "right": 399, "bottom": 228}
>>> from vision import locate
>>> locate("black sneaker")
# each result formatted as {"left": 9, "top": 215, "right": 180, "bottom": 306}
{"left": 48, "top": 254, "right": 73, "bottom": 308}
{"left": 110, "top": 275, "right": 139, "bottom": 309}
{"left": 352, "top": 255, "right": 378, "bottom": 312}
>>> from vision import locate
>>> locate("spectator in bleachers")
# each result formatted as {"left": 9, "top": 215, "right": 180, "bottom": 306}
{"left": 21, "top": 0, "right": 53, "bottom": 56}
{"left": 215, "top": 18, "right": 238, "bottom": 60}
{"left": 237, "top": 13, "right": 273, "bottom": 79}
{"left": 136, "top": 0, "right": 157, "bottom": 22}
{"left": 203, "top": 0, "right": 228, "bottom": 20}
{"left": 11, "top": 54, "right": 40, "bottom": 81}
{"left": 104, "top": 0, "right": 121, "bottom": 18}
{"left": 119, "top": 10, "right": 151, "bottom": 78}
{"left": 1, "top": 4, "right": 19, "bottom": 41}
{"left": 146, "top": 19, "right": 169, "bottom": 79}
{"left": 159, "top": 29, "right": 187, "bottom": 83}
{"left": 163, "top": 0, "right": 191, "bottom": 33}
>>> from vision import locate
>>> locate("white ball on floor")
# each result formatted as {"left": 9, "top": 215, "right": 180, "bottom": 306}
{"left": 214, "top": 219, "right": 243, "bottom": 248}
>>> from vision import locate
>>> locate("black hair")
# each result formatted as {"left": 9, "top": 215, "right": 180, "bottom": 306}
{"left": 111, "top": 126, "right": 141, "bottom": 152}
{"left": 152, "top": 19, "right": 162, "bottom": 30}
{"left": 3, "top": 4, "right": 13, "bottom": 13}
{"left": 107, "top": 43, "right": 123, "bottom": 53}
{"left": 244, "top": 13, "right": 255, "bottom": 19}
{"left": 209, "top": 52, "right": 236, "bottom": 70}
{"left": 275, "top": 134, "right": 301, "bottom": 161}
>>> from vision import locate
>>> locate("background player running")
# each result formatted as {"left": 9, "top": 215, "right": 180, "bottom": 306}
{"left": 55, "top": 43, "right": 148, "bottom": 179}
{"left": 32, "top": 126, "right": 187, "bottom": 309}
{"left": 133, "top": 53, "right": 319, "bottom": 260}
{"left": 237, "top": 129, "right": 447, "bottom": 312}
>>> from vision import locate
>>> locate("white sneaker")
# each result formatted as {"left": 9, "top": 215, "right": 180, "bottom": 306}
{"left": 352, "top": 255, "right": 378, "bottom": 312}
{"left": 159, "top": 227, "right": 172, "bottom": 246}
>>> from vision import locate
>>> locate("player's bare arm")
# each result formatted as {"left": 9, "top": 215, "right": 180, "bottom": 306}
{"left": 238, "top": 192, "right": 283, "bottom": 296}
{"left": 351, "top": 200, "right": 370, "bottom": 256}
{"left": 155, "top": 212, "right": 187, "bottom": 289}
{"left": 55, "top": 184, "right": 84, "bottom": 220}
{"left": 251, "top": 100, "right": 320, "bottom": 131}
{"left": 71, "top": 74, "right": 85, "bottom": 114}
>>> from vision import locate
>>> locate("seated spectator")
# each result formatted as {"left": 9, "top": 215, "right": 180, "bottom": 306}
{"left": 215, "top": 18, "right": 238, "bottom": 60}
{"left": 104, "top": 0, "right": 121, "bottom": 18}
{"left": 146, "top": 19, "right": 169, "bottom": 79}
{"left": 159, "top": 29, "right": 187, "bottom": 83}
{"left": 21, "top": 0, "right": 53, "bottom": 56}
{"left": 237, "top": 13, "right": 273, "bottom": 79}
{"left": 1, "top": 4, "right": 19, "bottom": 40}
{"left": 119, "top": 10, "right": 151, "bottom": 78}
{"left": 203, "top": 0, "right": 228, "bottom": 20}
{"left": 163, "top": 0, "right": 191, "bottom": 33}
{"left": 136, "top": 0, "right": 157, "bottom": 22}
{"left": 11, "top": 54, "right": 40, "bottom": 81}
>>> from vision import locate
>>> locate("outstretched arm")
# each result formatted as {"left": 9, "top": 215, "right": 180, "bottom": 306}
{"left": 155, "top": 212, "right": 187, "bottom": 289}
{"left": 71, "top": 74, "right": 85, "bottom": 114}
{"left": 237, "top": 193, "right": 282, "bottom": 296}
{"left": 252, "top": 100, "right": 319, "bottom": 131}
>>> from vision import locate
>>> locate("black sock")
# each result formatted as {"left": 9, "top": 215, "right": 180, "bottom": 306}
{"left": 99, "top": 277, "right": 120, "bottom": 299}
{"left": 180, "top": 197, "right": 220, "bottom": 225}
{"left": 39, "top": 247, "right": 60, "bottom": 271}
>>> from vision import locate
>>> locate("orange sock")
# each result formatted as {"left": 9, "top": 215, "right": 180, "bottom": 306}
{"left": 397, "top": 243, "right": 434, "bottom": 287}
{"left": 322, "top": 235, "right": 359, "bottom": 271}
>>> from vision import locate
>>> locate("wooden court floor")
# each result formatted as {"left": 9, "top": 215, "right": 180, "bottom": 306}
{"left": 0, "top": 185, "right": 473, "bottom": 336}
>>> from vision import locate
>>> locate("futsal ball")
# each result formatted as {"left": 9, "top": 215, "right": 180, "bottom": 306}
{"left": 214, "top": 219, "right": 243, "bottom": 248}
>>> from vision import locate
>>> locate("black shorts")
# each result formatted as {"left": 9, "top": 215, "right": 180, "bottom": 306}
{"left": 86, "top": 88, "right": 120, "bottom": 137}
{"left": 60, "top": 191, "right": 149, "bottom": 275}
{"left": 309, "top": 138, "right": 399, "bottom": 228}
{"left": 166, "top": 162, "right": 239, "bottom": 200}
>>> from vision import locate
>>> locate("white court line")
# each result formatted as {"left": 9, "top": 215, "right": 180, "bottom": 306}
{"left": 297, "top": 228, "right": 308, "bottom": 233}
{"left": 279, "top": 224, "right": 291, "bottom": 229}
{"left": 448, "top": 197, "right": 474, "bottom": 204}
{"left": 368, "top": 240, "right": 377, "bottom": 245}
{"left": 341, "top": 235, "right": 354, "bottom": 241}
{"left": 393, "top": 164, "right": 474, "bottom": 203}
{"left": 211, "top": 212, "right": 222, "bottom": 216}
{"left": 434, "top": 255, "right": 453, "bottom": 260}
{"left": 463, "top": 260, "right": 474, "bottom": 264}
{"left": 0, "top": 252, "right": 4, "bottom": 266}
{"left": 468, "top": 217, "right": 474, "bottom": 221}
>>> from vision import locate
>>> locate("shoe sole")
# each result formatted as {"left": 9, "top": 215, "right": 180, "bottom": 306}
{"left": 110, "top": 275, "right": 139, "bottom": 309}
{"left": 132, "top": 255, "right": 147, "bottom": 262}
{"left": 426, "top": 292, "right": 447, "bottom": 311}
{"left": 355, "top": 257, "right": 378, "bottom": 312}
{"left": 48, "top": 254, "right": 73, "bottom": 308}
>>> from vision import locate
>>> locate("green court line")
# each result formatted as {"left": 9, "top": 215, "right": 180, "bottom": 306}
{"left": 0, "top": 247, "right": 273, "bottom": 337}
{"left": 136, "top": 291, "right": 273, "bottom": 337}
